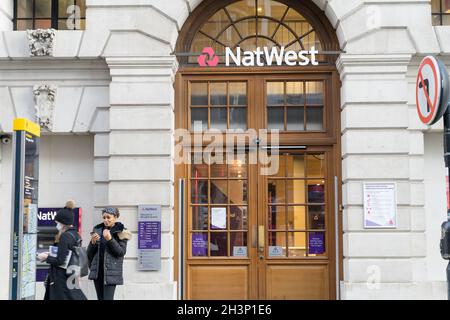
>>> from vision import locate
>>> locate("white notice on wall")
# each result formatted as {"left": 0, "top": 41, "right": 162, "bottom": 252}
{"left": 211, "top": 207, "right": 227, "bottom": 229}
{"left": 363, "top": 183, "right": 397, "bottom": 229}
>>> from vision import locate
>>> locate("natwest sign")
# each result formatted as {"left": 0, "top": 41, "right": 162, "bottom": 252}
{"left": 37, "top": 207, "right": 82, "bottom": 229}
{"left": 226, "top": 46, "right": 319, "bottom": 67}
{"left": 197, "top": 46, "right": 319, "bottom": 67}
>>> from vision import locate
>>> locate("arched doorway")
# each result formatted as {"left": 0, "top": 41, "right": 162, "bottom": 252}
{"left": 175, "top": 0, "right": 342, "bottom": 300}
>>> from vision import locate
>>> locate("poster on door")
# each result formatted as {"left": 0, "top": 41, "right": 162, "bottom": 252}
{"left": 211, "top": 207, "right": 227, "bottom": 229}
{"left": 308, "top": 232, "right": 325, "bottom": 254}
{"left": 192, "top": 233, "right": 207, "bottom": 256}
{"left": 363, "top": 183, "right": 397, "bottom": 229}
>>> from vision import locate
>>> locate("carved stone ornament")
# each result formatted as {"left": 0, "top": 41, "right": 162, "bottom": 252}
{"left": 27, "top": 29, "right": 56, "bottom": 57}
{"left": 33, "top": 85, "right": 57, "bottom": 131}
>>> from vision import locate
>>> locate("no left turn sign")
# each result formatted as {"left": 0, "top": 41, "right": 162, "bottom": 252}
{"left": 416, "top": 56, "right": 449, "bottom": 125}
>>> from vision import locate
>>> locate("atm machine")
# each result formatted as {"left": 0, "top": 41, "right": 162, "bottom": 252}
{"left": 36, "top": 207, "right": 82, "bottom": 282}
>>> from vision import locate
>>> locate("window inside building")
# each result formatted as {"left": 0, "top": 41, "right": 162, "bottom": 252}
{"left": 14, "top": 0, "right": 86, "bottom": 30}
{"left": 432, "top": 0, "right": 450, "bottom": 25}
{"left": 267, "top": 81, "right": 324, "bottom": 131}
{"left": 190, "top": 81, "right": 248, "bottom": 131}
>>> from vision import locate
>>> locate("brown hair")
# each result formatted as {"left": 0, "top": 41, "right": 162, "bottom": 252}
{"left": 54, "top": 225, "right": 70, "bottom": 243}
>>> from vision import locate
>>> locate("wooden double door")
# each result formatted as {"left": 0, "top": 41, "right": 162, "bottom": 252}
{"left": 176, "top": 69, "right": 341, "bottom": 300}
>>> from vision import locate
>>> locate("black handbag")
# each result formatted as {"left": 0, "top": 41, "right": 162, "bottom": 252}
{"left": 66, "top": 232, "right": 89, "bottom": 277}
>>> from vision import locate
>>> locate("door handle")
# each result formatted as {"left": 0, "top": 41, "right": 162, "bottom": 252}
{"left": 178, "top": 178, "right": 185, "bottom": 300}
{"left": 258, "top": 225, "right": 265, "bottom": 253}
{"left": 252, "top": 225, "right": 257, "bottom": 248}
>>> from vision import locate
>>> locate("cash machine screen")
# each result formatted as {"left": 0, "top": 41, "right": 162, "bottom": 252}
{"left": 36, "top": 207, "right": 81, "bottom": 282}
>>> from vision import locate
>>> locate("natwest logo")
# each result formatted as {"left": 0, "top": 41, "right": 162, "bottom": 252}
{"left": 197, "top": 46, "right": 319, "bottom": 67}
{"left": 227, "top": 46, "right": 319, "bottom": 67}
{"left": 197, "top": 47, "right": 219, "bottom": 67}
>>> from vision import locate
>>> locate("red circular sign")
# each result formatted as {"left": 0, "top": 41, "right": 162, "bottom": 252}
{"left": 416, "top": 56, "right": 441, "bottom": 125}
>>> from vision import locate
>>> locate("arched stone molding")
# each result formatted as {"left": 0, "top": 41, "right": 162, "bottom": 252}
{"left": 0, "top": 0, "right": 448, "bottom": 58}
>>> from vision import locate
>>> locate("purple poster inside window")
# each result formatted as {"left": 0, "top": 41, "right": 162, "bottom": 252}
{"left": 138, "top": 221, "right": 161, "bottom": 249}
{"left": 192, "top": 233, "right": 207, "bottom": 256}
{"left": 308, "top": 232, "right": 325, "bottom": 254}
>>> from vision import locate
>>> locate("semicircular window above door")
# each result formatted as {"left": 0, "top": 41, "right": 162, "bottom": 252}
{"left": 188, "top": 0, "right": 324, "bottom": 65}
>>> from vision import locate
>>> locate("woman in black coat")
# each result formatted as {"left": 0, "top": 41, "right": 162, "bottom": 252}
{"left": 37, "top": 201, "right": 87, "bottom": 300}
{"left": 87, "top": 207, "right": 131, "bottom": 300}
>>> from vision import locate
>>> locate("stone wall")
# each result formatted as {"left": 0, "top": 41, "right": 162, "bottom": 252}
{"left": 0, "top": 0, "right": 449, "bottom": 299}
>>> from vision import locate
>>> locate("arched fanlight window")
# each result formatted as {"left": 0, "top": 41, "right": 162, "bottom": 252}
{"left": 187, "top": 0, "right": 325, "bottom": 65}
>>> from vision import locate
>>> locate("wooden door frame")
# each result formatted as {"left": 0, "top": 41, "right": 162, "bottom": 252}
{"left": 256, "top": 145, "right": 338, "bottom": 299}
{"left": 174, "top": 66, "right": 343, "bottom": 299}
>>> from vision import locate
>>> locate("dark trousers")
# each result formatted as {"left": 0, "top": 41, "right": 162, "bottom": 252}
{"left": 94, "top": 267, "right": 116, "bottom": 300}
{"left": 447, "top": 261, "right": 450, "bottom": 300}
{"left": 94, "top": 280, "right": 116, "bottom": 300}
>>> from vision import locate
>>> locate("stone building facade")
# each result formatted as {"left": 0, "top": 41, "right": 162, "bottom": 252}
{"left": 0, "top": 0, "right": 449, "bottom": 299}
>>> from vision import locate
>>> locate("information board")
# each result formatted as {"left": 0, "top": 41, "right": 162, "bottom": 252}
{"left": 138, "top": 205, "right": 162, "bottom": 271}
{"left": 10, "top": 119, "right": 40, "bottom": 300}
{"left": 363, "top": 183, "right": 397, "bottom": 229}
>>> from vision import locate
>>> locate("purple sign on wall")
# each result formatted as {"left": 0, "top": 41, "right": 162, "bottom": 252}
{"left": 138, "top": 221, "right": 161, "bottom": 249}
{"left": 192, "top": 233, "right": 207, "bottom": 256}
{"left": 308, "top": 232, "right": 325, "bottom": 254}
{"left": 138, "top": 205, "right": 162, "bottom": 270}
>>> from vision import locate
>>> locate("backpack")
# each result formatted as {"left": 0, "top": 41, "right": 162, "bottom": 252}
{"left": 66, "top": 231, "right": 89, "bottom": 278}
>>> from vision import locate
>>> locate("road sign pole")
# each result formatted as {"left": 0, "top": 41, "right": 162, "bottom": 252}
{"left": 442, "top": 105, "right": 450, "bottom": 299}
{"left": 417, "top": 56, "right": 450, "bottom": 300}
{"left": 443, "top": 108, "right": 450, "bottom": 213}
{"left": 444, "top": 97, "right": 450, "bottom": 300}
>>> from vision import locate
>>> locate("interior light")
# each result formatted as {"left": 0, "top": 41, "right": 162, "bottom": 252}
{"left": 257, "top": 7, "right": 262, "bottom": 12}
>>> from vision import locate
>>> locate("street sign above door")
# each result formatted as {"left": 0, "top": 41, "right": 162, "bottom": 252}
{"left": 416, "top": 56, "right": 450, "bottom": 125}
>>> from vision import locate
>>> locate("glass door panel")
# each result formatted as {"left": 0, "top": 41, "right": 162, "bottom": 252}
{"left": 266, "top": 152, "right": 327, "bottom": 258}
{"left": 189, "top": 152, "right": 250, "bottom": 258}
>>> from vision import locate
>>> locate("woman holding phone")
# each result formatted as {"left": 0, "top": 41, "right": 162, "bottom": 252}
{"left": 87, "top": 207, "right": 131, "bottom": 300}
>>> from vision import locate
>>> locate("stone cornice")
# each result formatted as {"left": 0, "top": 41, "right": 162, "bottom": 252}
{"left": 106, "top": 56, "right": 179, "bottom": 81}
{"left": 337, "top": 54, "right": 413, "bottom": 78}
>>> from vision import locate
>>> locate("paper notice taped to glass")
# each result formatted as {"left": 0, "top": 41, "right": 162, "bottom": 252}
{"left": 211, "top": 207, "right": 227, "bottom": 229}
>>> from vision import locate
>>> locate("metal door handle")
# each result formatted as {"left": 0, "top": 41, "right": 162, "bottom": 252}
{"left": 252, "top": 225, "right": 257, "bottom": 248}
{"left": 178, "top": 178, "right": 185, "bottom": 300}
{"left": 258, "top": 225, "right": 265, "bottom": 253}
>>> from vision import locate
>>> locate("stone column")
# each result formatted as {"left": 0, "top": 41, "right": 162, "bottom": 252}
{"left": 338, "top": 54, "right": 430, "bottom": 299}
{"left": 92, "top": 57, "right": 178, "bottom": 299}
{"left": 0, "top": 0, "right": 13, "bottom": 31}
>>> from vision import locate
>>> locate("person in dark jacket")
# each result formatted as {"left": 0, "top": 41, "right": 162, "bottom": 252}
{"left": 37, "top": 200, "right": 87, "bottom": 300}
{"left": 87, "top": 207, "right": 131, "bottom": 300}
